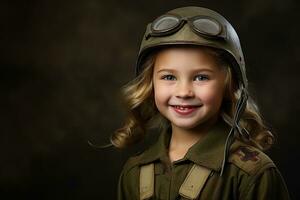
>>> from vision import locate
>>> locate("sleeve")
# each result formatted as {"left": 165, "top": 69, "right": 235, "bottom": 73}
{"left": 242, "top": 167, "right": 291, "bottom": 200}
{"left": 117, "top": 168, "right": 126, "bottom": 200}
{"left": 117, "top": 159, "right": 140, "bottom": 200}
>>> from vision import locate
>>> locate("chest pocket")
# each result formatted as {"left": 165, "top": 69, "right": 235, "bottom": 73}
{"left": 139, "top": 163, "right": 212, "bottom": 200}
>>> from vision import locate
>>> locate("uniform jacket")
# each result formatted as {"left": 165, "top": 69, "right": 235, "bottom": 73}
{"left": 117, "top": 119, "right": 290, "bottom": 200}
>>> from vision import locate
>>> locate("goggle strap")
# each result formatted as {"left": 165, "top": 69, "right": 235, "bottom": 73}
{"left": 220, "top": 88, "right": 249, "bottom": 176}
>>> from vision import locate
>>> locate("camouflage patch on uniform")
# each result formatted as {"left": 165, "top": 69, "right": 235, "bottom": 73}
{"left": 235, "top": 146, "right": 260, "bottom": 162}
{"left": 228, "top": 141, "right": 275, "bottom": 175}
{"left": 229, "top": 145, "right": 261, "bottom": 174}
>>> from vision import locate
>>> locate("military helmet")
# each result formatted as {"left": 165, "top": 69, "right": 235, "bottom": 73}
{"left": 135, "top": 6, "right": 248, "bottom": 89}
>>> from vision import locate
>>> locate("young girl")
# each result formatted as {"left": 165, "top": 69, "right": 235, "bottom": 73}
{"left": 112, "top": 6, "right": 290, "bottom": 200}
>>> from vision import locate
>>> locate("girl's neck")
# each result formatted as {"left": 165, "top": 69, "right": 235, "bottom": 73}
{"left": 168, "top": 115, "right": 219, "bottom": 162}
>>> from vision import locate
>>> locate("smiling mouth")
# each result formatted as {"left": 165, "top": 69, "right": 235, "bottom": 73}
{"left": 171, "top": 105, "right": 202, "bottom": 109}
{"left": 170, "top": 105, "right": 202, "bottom": 115}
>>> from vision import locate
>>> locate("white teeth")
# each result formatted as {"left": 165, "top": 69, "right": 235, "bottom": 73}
{"left": 175, "top": 106, "right": 188, "bottom": 110}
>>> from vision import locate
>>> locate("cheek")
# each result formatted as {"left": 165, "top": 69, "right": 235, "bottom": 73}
{"left": 197, "top": 84, "right": 225, "bottom": 105}
{"left": 153, "top": 83, "right": 171, "bottom": 106}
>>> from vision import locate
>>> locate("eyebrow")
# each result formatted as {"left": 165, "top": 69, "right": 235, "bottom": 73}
{"left": 156, "top": 68, "right": 214, "bottom": 73}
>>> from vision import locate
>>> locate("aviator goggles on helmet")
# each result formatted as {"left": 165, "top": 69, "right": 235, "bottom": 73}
{"left": 145, "top": 13, "right": 226, "bottom": 40}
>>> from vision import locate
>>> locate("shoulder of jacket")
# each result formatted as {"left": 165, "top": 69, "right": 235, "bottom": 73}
{"left": 122, "top": 151, "right": 144, "bottom": 174}
{"left": 121, "top": 145, "right": 155, "bottom": 174}
{"left": 228, "top": 140, "right": 276, "bottom": 175}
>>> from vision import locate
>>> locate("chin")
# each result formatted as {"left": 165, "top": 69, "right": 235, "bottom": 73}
{"left": 171, "top": 120, "right": 202, "bottom": 130}
{"left": 170, "top": 114, "right": 218, "bottom": 130}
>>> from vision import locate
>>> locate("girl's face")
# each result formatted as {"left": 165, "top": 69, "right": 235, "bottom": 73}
{"left": 153, "top": 47, "right": 227, "bottom": 131}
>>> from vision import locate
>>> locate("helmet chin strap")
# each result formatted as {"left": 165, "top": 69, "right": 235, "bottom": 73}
{"left": 220, "top": 88, "right": 249, "bottom": 176}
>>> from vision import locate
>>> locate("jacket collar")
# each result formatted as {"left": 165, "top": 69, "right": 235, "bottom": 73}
{"left": 136, "top": 119, "right": 231, "bottom": 171}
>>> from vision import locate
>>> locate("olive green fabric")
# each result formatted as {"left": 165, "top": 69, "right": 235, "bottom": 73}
{"left": 117, "top": 120, "right": 290, "bottom": 200}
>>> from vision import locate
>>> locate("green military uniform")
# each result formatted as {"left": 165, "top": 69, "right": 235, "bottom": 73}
{"left": 117, "top": 119, "right": 290, "bottom": 200}
{"left": 118, "top": 6, "right": 290, "bottom": 200}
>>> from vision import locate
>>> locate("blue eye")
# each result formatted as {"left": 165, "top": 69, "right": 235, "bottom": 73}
{"left": 194, "top": 74, "right": 209, "bottom": 81}
{"left": 162, "top": 75, "right": 176, "bottom": 81}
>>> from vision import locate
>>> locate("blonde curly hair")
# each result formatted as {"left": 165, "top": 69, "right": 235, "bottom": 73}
{"left": 111, "top": 46, "right": 274, "bottom": 151}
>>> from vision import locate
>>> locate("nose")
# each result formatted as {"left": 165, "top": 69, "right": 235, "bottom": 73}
{"left": 175, "top": 81, "right": 195, "bottom": 99}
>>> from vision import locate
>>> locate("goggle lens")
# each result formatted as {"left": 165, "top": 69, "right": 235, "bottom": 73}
{"left": 192, "top": 18, "right": 221, "bottom": 36}
{"left": 152, "top": 16, "right": 180, "bottom": 32}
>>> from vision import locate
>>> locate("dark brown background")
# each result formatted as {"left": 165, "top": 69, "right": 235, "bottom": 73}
{"left": 1, "top": 0, "right": 299, "bottom": 199}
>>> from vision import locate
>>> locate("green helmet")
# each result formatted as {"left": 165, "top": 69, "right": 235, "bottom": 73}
{"left": 135, "top": 6, "right": 250, "bottom": 175}
{"left": 135, "top": 6, "right": 248, "bottom": 89}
